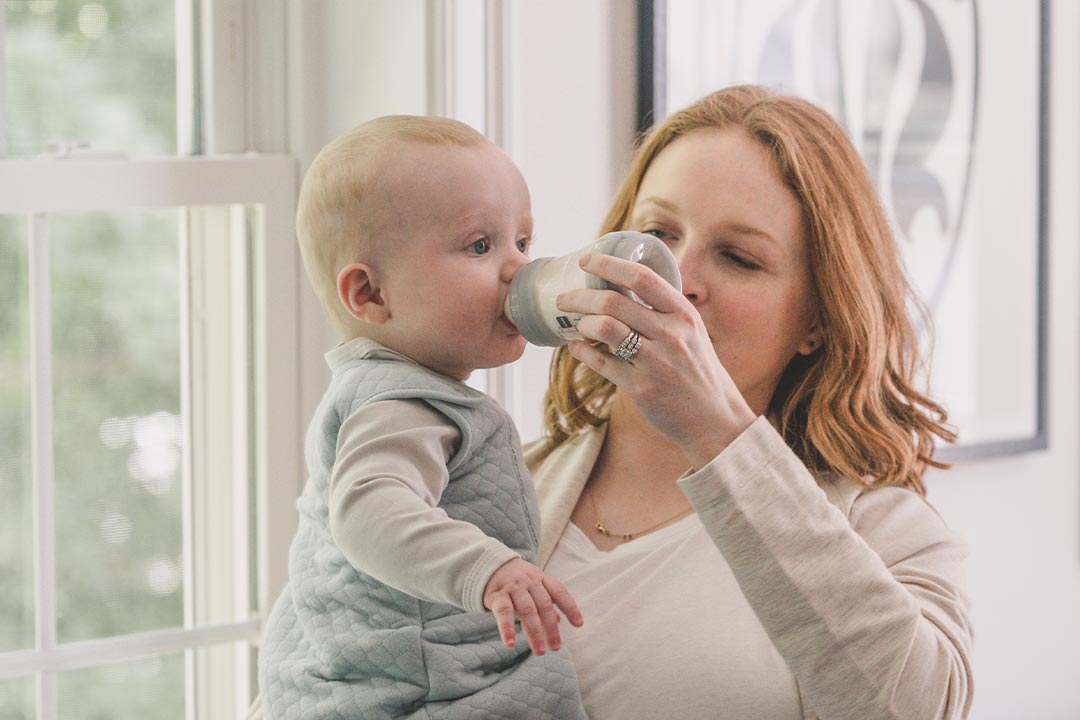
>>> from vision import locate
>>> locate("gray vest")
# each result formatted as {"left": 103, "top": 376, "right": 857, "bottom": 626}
{"left": 259, "top": 344, "right": 585, "bottom": 719}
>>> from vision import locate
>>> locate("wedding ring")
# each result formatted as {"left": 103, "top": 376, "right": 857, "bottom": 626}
{"left": 611, "top": 330, "right": 641, "bottom": 362}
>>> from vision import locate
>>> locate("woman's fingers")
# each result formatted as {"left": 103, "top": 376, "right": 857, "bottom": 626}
{"left": 578, "top": 252, "right": 684, "bottom": 313}
{"left": 555, "top": 253, "right": 696, "bottom": 352}
{"left": 557, "top": 287, "right": 654, "bottom": 344}
{"left": 566, "top": 339, "right": 636, "bottom": 386}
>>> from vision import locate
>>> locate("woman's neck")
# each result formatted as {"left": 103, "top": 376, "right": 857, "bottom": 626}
{"left": 572, "top": 390, "right": 696, "bottom": 548}
{"left": 598, "top": 391, "right": 692, "bottom": 490}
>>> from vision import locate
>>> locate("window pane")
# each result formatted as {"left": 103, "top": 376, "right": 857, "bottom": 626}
{"left": 5, "top": 0, "right": 177, "bottom": 157}
{"left": 58, "top": 653, "right": 183, "bottom": 720}
{"left": 0, "top": 676, "right": 34, "bottom": 720}
{"left": 51, "top": 210, "right": 184, "bottom": 642}
{"left": 0, "top": 215, "right": 34, "bottom": 653}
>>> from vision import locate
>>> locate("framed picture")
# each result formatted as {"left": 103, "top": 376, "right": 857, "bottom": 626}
{"left": 639, "top": 0, "right": 1049, "bottom": 460}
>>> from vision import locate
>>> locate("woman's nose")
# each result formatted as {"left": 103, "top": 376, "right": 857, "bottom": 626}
{"left": 673, "top": 246, "right": 705, "bottom": 305}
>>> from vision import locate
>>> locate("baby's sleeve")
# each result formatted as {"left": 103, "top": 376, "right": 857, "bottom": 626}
{"left": 327, "top": 398, "right": 519, "bottom": 612}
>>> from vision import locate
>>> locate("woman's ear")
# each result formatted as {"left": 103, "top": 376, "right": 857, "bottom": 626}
{"left": 337, "top": 263, "right": 390, "bottom": 325}
{"left": 797, "top": 321, "right": 824, "bottom": 356}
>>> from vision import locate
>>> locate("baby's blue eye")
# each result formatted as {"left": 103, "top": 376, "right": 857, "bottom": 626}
{"left": 469, "top": 238, "right": 491, "bottom": 255}
{"left": 516, "top": 237, "right": 531, "bottom": 254}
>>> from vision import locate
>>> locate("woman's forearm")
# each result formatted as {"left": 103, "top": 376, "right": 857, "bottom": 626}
{"left": 678, "top": 417, "right": 974, "bottom": 720}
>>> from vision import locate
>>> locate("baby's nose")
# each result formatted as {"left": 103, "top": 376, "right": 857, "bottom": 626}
{"left": 503, "top": 252, "right": 530, "bottom": 281}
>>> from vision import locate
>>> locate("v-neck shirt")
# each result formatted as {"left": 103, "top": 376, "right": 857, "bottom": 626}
{"left": 528, "top": 418, "right": 973, "bottom": 720}
{"left": 547, "top": 515, "right": 802, "bottom": 720}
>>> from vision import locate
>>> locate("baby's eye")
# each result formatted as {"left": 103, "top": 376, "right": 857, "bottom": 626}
{"left": 468, "top": 238, "right": 491, "bottom": 255}
{"left": 516, "top": 236, "right": 532, "bottom": 254}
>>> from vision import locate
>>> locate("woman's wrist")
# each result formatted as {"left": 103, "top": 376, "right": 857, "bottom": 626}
{"left": 680, "top": 405, "right": 758, "bottom": 472}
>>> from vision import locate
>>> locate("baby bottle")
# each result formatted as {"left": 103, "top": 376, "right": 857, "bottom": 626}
{"left": 505, "top": 231, "right": 682, "bottom": 346}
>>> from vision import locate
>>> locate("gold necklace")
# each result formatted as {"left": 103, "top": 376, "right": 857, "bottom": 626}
{"left": 586, "top": 484, "right": 695, "bottom": 543}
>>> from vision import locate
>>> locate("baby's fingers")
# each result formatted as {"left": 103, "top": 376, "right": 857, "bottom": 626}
{"left": 529, "top": 585, "right": 565, "bottom": 652}
{"left": 488, "top": 593, "right": 518, "bottom": 649}
{"left": 512, "top": 587, "right": 548, "bottom": 656}
{"left": 544, "top": 575, "right": 584, "bottom": 628}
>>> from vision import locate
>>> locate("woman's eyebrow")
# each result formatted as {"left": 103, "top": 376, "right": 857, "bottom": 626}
{"left": 634, "top": 196, "right": 681, "bottom": 215}
{"left": 720, "top": 221, "right": 777, "bottom": 246}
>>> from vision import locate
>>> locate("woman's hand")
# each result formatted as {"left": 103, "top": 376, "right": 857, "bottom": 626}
{"left": 557, "top": 252, "right": 757, "bottom": 469}
{"left": 483, "top": 558, "right": 584, "bottom": 655}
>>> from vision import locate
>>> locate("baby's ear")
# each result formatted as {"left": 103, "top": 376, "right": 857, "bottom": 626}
{"left": 337, "top": 263, "right": 389, "bottom": 324}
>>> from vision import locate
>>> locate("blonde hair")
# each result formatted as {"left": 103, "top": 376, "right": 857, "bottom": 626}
{"left": 544, "top": 85, "right": 955, "bottom": 493}
{"left": 296, "top": 115, "right": 489, "bottom": 337}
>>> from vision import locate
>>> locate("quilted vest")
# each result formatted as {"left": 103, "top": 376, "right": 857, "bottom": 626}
{"left": 259, "top": 340, "right": 585, "bottom": 719}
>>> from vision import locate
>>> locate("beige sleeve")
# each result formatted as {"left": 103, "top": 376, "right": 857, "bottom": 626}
{"left": 329, "top": 399, "right": 519, "bottom": 613}
{"left": 677, "top": 416, "right": 974, "bottom": 720}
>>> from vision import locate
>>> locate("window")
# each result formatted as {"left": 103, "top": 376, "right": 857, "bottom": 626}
{"left": 0, "top": 2, "right": 297, "bottom": 718}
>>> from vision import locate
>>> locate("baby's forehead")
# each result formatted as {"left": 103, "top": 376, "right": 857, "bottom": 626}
{"left": 386, "top": 136, "right": 492, "bottom": 165}
{"left": 376, "top": 138, "right": 501, "bottom": 197}
{"left": 361, "top": 138, "right": 481, "bottom": 195}
{"left": 354, "top": 142, "right": 474, "bottom": 231}
{"left": 354, "top": 135, "right": 524, "bottom": 248}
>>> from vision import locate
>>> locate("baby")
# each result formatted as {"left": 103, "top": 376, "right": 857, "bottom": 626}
{"left": 257, "top": 116, "right": 586, "bottom": 719}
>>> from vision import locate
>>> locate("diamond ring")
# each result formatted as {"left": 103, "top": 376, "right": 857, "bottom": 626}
{"left": 611, "top": 330, "right": 641, "bottom": 362}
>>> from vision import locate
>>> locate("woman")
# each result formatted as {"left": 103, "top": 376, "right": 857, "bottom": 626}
{"left": 527, "top": 85, "right": 974, "bottom": 719}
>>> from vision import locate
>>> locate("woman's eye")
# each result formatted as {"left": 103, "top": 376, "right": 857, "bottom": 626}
{"left": 642, "top": 228, "right": 668, "bottom": 241}
{"left": 725, "top": 252, "right": 760, "bottom": 270}
{"left": 468, "top": 238, "right": 491, "bottom": 255}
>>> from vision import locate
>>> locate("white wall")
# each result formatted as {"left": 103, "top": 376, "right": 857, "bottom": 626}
{"left": 289, "top": 1, "right": 1080, "bottom": 716}
{"left": 288, "top": 0, "right": 432, "bottom": 425}
{"left": 508, "top": 0, "right": 639, "bottom": 440}
{"left": 926, "top": 3, "right": 1080, "bottom": 716}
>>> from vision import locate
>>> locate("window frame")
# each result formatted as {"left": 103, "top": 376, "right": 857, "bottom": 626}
{"left": 1, "top": 0, "right": 298, "bottom": 713}
{"left": 0, "top": 156, "right": 298, "bottom": 719}
{"left": 0, "top": 0, "right": 570, "bottom": 714}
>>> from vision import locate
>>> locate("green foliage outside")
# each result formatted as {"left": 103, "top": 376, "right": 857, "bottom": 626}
{"left": 6, "top": 0, "right": 176, "bottom": 157}
{"left": 1, "top": 1, "right": 189, "bottom": 717}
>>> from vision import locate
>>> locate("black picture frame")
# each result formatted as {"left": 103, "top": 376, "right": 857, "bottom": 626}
{"left": 637, "top": 0, "right": 1049, "bottom": 460}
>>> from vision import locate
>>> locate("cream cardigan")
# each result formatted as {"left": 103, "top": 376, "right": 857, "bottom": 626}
{"left": 526, "top": 416, "right": 974, "bottom": 720}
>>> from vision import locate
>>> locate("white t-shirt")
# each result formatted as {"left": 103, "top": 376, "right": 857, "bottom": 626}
{"left": 547, "top": 515, "right": 802, "bottom": 720}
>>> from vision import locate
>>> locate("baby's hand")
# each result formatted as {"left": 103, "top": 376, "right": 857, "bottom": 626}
{"left": 482, "top": 557, "right": 584, "bottom": 655}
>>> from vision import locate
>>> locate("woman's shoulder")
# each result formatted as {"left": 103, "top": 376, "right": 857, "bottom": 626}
{"left": 818, "top": 473, "right": 965, "bottom": 566}
{"left": 819, "top": 473, "right": 948, "bottom": 526}
{"left": 523, "top": 424, "right": 607, "bottom": 484}
{"left": 522, "top": 436, "right": 554, "bottom": 471}
{"left": 741, "top": 415, "right": 955, "bottom": 545}
{"left": 523, "top": 425, "right": 608, "bottom": 565}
